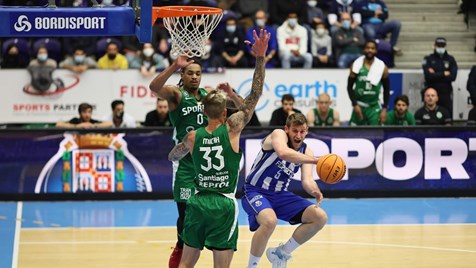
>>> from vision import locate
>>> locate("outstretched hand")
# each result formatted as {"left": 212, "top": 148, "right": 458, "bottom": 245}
{"left": 244, "top": 29, "right": 270, "bottom": 58}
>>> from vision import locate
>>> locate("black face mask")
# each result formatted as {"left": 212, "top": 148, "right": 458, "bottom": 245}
{"left": 107, "top": 54, "right": 117, "bottom": 60}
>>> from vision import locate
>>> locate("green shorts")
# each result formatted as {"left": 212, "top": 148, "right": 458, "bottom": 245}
{"left": 350, "top": 103, "right": 381, "bottom": 126}
{"left": 182, "top": 192, "right": 239, "bottom": 250}
{"left": 172, "top": 154, "right": 196, "bottom": 203}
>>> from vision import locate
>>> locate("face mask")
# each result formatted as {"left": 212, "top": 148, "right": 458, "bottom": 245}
{"left": 287, "top": 18, "right": 298, "bottom": 27}
{"left": 115, "top": 111, "right": 124, "bottom": 119}
{"left": 342, "top": 20, "right": 351, "bottom": 29}
{"left": 103, "top": 0, "right": 113, "bottom": 5}
{"left": 342, "top": 0, "right": 349, "bottom": 4}
{"left": 316, "top": 28, "right": 326, "bottom": 36}
{"left": 107, "top": 53, "right": 117, "bottom": 60}
{"left": 435, "top": 47, "right": 446, "bottom": 55}
{"left": 255, "top": 19, "right": 266, "bottom": 28}
{"left": 308, "top": 1, "right": 317, "bottom": 7}
{"left": 226, "top": 25, "right": 236, "bottom": 33}
{"left": 143, "top": 48, "right": 154, "bottom": 57}
{"left": 38, "top": 53, "right": 48, "bottom": 61}
{"left": 74, "top": 55, "right": 85, "bottom": 63}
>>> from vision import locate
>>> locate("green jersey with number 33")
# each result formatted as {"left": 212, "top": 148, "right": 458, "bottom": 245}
{"left": 192, "top": 125, "right": 242, "bottom": 194}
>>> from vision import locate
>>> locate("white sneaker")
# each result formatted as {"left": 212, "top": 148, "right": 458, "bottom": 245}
{"left": 266, "top": 244, "right": 292, "bottom": 268}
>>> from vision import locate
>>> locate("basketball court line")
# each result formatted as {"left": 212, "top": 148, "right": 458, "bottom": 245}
{"left": 11, "top": 201, "right": 22, "bottom": 268}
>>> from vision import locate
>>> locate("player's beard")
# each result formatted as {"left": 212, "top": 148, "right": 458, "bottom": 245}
{"left": 365, "top": 53, "right": 375, "bottom": 60}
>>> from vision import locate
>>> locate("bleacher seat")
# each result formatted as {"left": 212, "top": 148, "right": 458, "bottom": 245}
{"left": 32, "top": 38, "right": 62, "bottom": 63}
{"left": 96, "top": 37, "right": 123, "bottom": 59}
{"left": 375, "top": 39, "right": 394, "bottom": 68}
{"left": 2, "top": 38, "right": 30, "bottom": 64}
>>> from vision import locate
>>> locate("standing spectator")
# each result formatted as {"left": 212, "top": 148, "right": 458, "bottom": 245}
{"left": 1, "top": 44, "right": 28, "bottom": 69}
{"left": 414, "top": 87, "right": 451, "bottom": 125}
{"left": 385, "top": 95, "right": 415, "bottom": 125}
{"left": 269, "top": 0, "right": 308, "bottom": 26}
{"left": 56, "top": 103, "right": 112, "bottom": 128}
{"left": 310, "top": 22, "right": 334, "bottom": 68}
{"left": 102, "top": 100, "right": 137, "bottom": 128}
{"left": 307, "top": 93, "right": 340, "bottom": 126}
{"left": 59, "top": 48, "right": 97, "bottom": 74}
{"left": 97, "top": 42, "right": 128, "bottom": 70}
{"left": 422, "top": 37, "right": 458, "bottom": 117}
{"left": 333, "top": 12, "right": 365, "bottom": 69}
{"left": 144, "top": 98, "right": 171, "bottom": 127}
{"left": 269, "top": 94, "right": 302, "bottom": 126}
{"left": 359, "top": 0, "right": 402, "bottom": 55}
{"left": 277, "top": 12, "right": 313, "bottom": 69}
{"left": 466, "top": 65, "right": 476, "bottom": 125}
{"left": 130, "top": 43, "right": 168, "bottom": 77}
{"left": 327, "top": 0, "right": 363, "bottom": 38}
{"left": 216, "top": 18, "right": 249, "bottom": 68}
{"left": 246, "top": 9, "right": 278, "bottom": 68}
{"left": 347, "top": 40, "right": 390, "bottom": 126}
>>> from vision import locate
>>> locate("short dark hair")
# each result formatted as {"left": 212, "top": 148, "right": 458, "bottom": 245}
{"left": 281, "top": 94, "right": 295, "bottom": 103}
{"left": 111, "top": 100, "right": 124, "bottom": 110}
{"left": 78, "top": 102, "right": 93, "bottom": 114}
{"left": 394, "top": 95, "right": 409, "bottom": 106}
{"left": 365, "top": 40, "right": 378, "bottom": 49}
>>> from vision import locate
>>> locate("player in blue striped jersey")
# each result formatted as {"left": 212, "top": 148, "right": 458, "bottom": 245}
{"left": 242, "top": 113, "right": 328, "bottom": 268}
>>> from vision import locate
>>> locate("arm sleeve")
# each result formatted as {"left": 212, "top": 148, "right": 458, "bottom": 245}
{"left": 347, "top": 76, "right": 357, "bottom": 106}
{"left": 382, "top": 77, "right": 390, "bottom": 108}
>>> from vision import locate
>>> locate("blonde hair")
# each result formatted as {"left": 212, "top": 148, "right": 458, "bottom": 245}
{"left": 203, "top": 90, "right": 227, "bottom": 119}
{"left": 286, "top": 113, "right": 307, "bottom": 127}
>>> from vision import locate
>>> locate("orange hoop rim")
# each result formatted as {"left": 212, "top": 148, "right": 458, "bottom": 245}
{"left": 153, "top": 6, "right": 223, "bottom": 18}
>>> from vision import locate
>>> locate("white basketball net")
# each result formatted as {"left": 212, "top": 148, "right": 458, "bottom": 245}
{"left": 162, "top": 12, "right": 223, "bottom": 57}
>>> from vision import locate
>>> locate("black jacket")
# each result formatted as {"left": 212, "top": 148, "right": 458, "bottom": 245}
{"left": 422, "top": 51, "right": 458, "bottom": 94}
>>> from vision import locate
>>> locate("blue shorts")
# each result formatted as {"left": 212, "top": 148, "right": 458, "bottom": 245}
{"left": 241, "top": 185, "right": 314, "bottom": 231}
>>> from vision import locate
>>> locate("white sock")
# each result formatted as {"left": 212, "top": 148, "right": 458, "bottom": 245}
{"left": 247, "top": 254, "right": 261, "bottom": 268}
{"left": 281, "top": 237, "right": 300, "bottom": 254}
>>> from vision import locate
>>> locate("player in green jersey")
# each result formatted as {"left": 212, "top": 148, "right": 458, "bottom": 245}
{"left": 385, "top": 95, "right": 416, "bottom": 125}
{"left": 347, "top": 40, "right": 390, "bottom": 125}
{"left": 167, "top": 29, "right": 270, "bottom": 268}
{"left": 306, "top": 93, "right": 341, "bottom": 126}
{"left": 149, "top": 57, "right": 243, "bottom": 268}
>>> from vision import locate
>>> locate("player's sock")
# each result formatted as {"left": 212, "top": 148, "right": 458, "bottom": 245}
{"left": 281, "top": 237, "right": 300, "bottom": 254}
{"left": 168, "top": 244, "right": 183, "bottom": 268}
{"left": 247, "top": 254, "right": 261, "bottom": 268}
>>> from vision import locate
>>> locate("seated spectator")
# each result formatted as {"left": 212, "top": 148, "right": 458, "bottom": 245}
{"left": 122, "top": 35, "right": 142, "bottom": 62}
{"left": 306, "top": 93, "right": 340, "bottom": 126}
{"left": 56, "top": 103, "right": 112, "bottom": 128}
{"left": 235, "top": 0, "right": 268, "bottom": 29}
{"left": 130, "top": 43, "right": 168, "bottom": 77}
{"left": 97, "top": 42, "right": 128, "bottom": 70}
{"left": 311, "top": 22, "right": 335, "bottom": 67}
{"left": 333, "top": 12, "right": 364, "bottom": 68}
{"left": 327, "top": 0, "right": 363, "bottom": 38}
{"left": 29, "top": 46, "right": 57, "bottom": 68}
{"left": 359, "top": 0, "right": 402, "bottom": 55}
{"left": 414, "top": 88, "right": 451, "bottom": 125}
{"left": 246, "top": 9, "right": 278, "bottom": 68}
{"left": 28, "top": 46, "right": 61, "bottom": 92}
{"left": 385, "top": 95, "right": 415, "bottom": 125}
{"left": 144, "top": 98, "right": 171, "bottom": 127}
{"left": 102, "top": 100, "right": 137, "bottom": 128}
{"left": 62, "top": 36, "right": 97, "bottom": 58}
{"left": 59, "top": 48, "right": 97, "bottom": 74}
{"left": 306, "top": 0, "right": 326, "bottom": 26}
{"left": 200, "top": 38, "right": 224, "bottom": 73}
{"left": 277, "top": 12, "right": 313, "bottom": 69}
{"left": 215, "top": 17, "right": 249, "bottom": 68}
{"left": 269, "top": 94, "right": 302, "bottom": 126}
{"left": 1, "top": 44, "right": 28, "bottom": 69}
{"left": 269, "top": 0, "right": 308, "bottom": 26}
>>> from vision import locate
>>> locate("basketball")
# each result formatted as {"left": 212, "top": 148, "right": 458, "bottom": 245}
{"left": 316, "top": 154, "right": 346, "bottom": 184}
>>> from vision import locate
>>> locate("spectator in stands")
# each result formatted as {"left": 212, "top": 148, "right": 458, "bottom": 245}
{"left": 422, "top": 37, "right": 458, "bottom": 117}
{"left": 246, "top": 9, "right": 278, "bottom": 68}
{"left": 29, "top": 46, "right": 57, "bottom": 68}
{"left": 333, "top": 12, "right": 365, "bottom": 68}
{"left": 269, "top": 94, "right": 302, "bottom": 126}
{"left": 235, "top": 0, "right": 268, "bottom": 29}
{"left": 59, "top": 48, "right": 97, "bottom": 74}
{"left": 311, "top": 22, "right": 334, "bottom": 68}
{"left": 327, "top": 0, "right": 363, "bottom": 38}
{"left": 269, "top": 0, "right": 308, "bottom": 26}
{"left": 28, "top": 46, "right": 63, "bottom": 92}
{"left": 1, "top": 44, "right": 28, "bottom": 69}
{"left": 467, "top": 65, "right": 476, "bottom": 109}
{"left": 56, "top": 102, "right": 112, "bottom": 128}
{"left": 130, "top": 43, "right": 168, "bottom": 77}
{"left": 385, "top": 95, "right": 415, "bottom": 125}
{"left": 307, "top": 93, "right": 340, "bottom": 126}
{"left": 97, "top": 42, "right": 128, "bottom": 70}
{"left": 151, "top": 23, "right": 171, "bottom": 60}
{"left": 359, "top": 0, "right": 402, "bottom": 55}
{"left": 122, "top": 35, "right": 142, "bottom": 62}
{"left": 144, "top": 97, "right": 171, "bottom": 127}
{"left": 215, "top": 17, "right": 249, "bottom": 68}
{"left": 62, "top": 37, "right": 97, "bottom": 59}
{"left": 102, "top": 100, "right": 137, "bottom": 128}
{"left": 277, "top": 12, "right": 313, "bottom": 69}
{"left": 200, "top": 38, "right": 224, "bottom": 73}
{"left": 414, "top": 87, "right": 451, "bottom": 126}
{"left": 306, "top": 0, "right": 326, "bottom": 26}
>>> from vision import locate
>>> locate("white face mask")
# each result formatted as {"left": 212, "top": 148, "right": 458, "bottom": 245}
{"left": 255, "top": 19, "right": 266, "bottom": 28}
{"left": 204, "top": 44, "right": 212, "bottom": 53}
{"left": 143, "top": 48, "right": 154, "bottom": 57}
{"left": 37, "top": 53, "right": 48, "bottom": 61}
{"left": 287, "top": 18, "right": 298, "bottom": 27}
{"left": 103, "top": 0, "right": 113, "bottom": 5}
{"left": 435, "top": 47, "right": 446, "bottom": 55}
{"left": 308, "top": 1, "right": 317, "bottom": 7}
{"left": 316, "top": 28, "right": 326, "bottom": 36}
{"left": 74, "top": 55, "right": 85, "bottom": 63}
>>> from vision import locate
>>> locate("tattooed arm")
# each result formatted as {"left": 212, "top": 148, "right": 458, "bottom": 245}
{"left": 168, "top": 131, "right": 196, "bottom": 161}
{"left": 216, "top": 82, "right": 244, "bottom": 109}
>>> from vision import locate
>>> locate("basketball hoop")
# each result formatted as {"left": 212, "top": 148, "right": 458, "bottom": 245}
{"left": 152, "top": 6, "right": 223, "bottom": 57}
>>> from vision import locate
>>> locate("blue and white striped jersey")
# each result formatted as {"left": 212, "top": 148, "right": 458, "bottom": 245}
{"left": 245, "top": 139, "right": 307, "bottom": 192}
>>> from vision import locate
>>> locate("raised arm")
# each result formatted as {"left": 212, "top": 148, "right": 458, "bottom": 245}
{"left": 227, "top": 29, "right": 270, "bottom": 133}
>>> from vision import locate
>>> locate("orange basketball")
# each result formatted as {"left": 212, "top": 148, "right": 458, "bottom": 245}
{"left": 316, "top": 154, "right": 346, "bottom": 184}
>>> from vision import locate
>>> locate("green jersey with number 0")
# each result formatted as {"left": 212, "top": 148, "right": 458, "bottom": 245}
{"left": 192, "top": 125, "right": 242, "bottom": 194}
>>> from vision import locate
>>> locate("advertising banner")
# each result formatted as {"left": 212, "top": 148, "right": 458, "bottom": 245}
{"left": 0, "top": 128, "right": 474, "bottom": 197}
